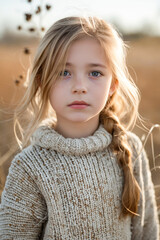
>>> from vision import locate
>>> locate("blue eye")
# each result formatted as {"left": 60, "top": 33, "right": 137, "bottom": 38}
{"left": 60, "top": 70, "right": 70, "bottom": 77}
{"left": 90, "top": 71, "right": 102, "bottom": 77}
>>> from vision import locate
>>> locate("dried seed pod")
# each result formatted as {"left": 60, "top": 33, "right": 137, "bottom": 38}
{"left": 28, "top": 27, "right": 35, "bottom": 32}
{"left": 17, "top": 25, "right": 22, "bottom": 30}
{"left": 35, "top": 6, "right": 41, "bottom": 14}
{"left": 24, "top": 48, "right": 30, "bottom": 54}
{"left": 46, "top": 5, "right": 51, "bottom": 10}
{"left": 15, "top": 80, "right": 20, "bottom": 86}
{"left": 25, "top": 13, "right": 32, "bottom": 21}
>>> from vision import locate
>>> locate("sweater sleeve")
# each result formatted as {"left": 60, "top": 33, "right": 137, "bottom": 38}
{"left": 0, "top": 155, "right": 47, "bottom": 239}
{"left": 140, "top": 148, "right": 159, "bottom": 240}
{"left": 129, "top": 133, "right": 159, "bottom": 240}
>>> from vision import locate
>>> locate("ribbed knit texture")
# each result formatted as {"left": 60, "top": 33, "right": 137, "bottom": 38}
{"left": 0, "top": 124, "right": 159, "bottom": 239}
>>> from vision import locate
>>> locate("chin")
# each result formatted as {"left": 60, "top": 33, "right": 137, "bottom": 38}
{"left": 70, "top": 119, "right": 89, "bottom": 123}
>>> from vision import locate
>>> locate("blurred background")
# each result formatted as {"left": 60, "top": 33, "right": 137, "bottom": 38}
{"left": 0, "top": 0, "right": 160, "bottom": 213}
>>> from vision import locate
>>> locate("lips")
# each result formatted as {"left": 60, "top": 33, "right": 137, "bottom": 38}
{"left": 69, "top": 101, "right": 89, "bottom": 106}
{"left": 68, "top": 101, "right": 89, "bottom": 109}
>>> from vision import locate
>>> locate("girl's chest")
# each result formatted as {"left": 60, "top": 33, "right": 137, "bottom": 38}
{"left": 35, "top": 151, "right": 131, "bottom": 239}
{"left": 37, "top": 151, "right": 124, "bottom": 211}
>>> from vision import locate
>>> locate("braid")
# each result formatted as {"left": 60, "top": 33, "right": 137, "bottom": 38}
{"left": 100, "top": 109, "right": 140, "bottom": 217}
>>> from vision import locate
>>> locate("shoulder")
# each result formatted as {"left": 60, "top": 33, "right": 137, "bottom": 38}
{"left": 13, "top": 144, "right": 40, "bottom": 161}
{"left": 10, "top": 144, "right": 44, "bottom": 175}
{"left": 126, "top": 131, "right": 144, "bottom": 164}
{"left": 126, "top": 131, "right": 142, "bottom": 150}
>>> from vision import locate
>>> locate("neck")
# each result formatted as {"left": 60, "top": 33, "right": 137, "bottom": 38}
{"left": 55, "top": 118, "right": 100, "bottom": 138}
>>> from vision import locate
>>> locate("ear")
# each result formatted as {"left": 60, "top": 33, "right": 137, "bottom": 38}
{"left": 109, "top": 79, "right": 119, "bottom": 96}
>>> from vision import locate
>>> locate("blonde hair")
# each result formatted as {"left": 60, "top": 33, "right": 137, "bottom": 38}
{"left": 14, "top": 16, "right": 140, "bottom": 217}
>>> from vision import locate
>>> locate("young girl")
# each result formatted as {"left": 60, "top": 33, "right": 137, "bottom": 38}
{"left": 0, "top": 16, "right": 159, "bottom": 239}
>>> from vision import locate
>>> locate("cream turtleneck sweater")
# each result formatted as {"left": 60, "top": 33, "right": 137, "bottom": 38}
{"left": 0, "top": 125, "right": 159, "bottom": 239}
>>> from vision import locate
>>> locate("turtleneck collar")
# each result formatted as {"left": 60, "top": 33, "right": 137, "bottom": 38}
{"left": 31, "top": 124, "right": 112, "bottom": 156}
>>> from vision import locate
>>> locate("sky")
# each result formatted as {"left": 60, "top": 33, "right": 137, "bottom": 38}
{"left": 0, "top": 0, "right": 160, "bottom": 38}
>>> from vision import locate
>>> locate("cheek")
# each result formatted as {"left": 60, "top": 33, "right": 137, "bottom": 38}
{"left": 94, "top": 80, "right": 112, "bottom": 108}
{"left": 49, "top": 87, "right": 58, "bottom": 108}
{"left": 96, "top": 80, "right": 112, "bottom": 98}
{"left": 100, "top": 90, "right": 110, "bottom": 104}
{"left": 49, "top": 83, "right": 61, "bottom": 100}
{"left": 49, "top": 87, "right": 54, "bottom": 103}
{"left": 103, "top": 76, "right": 112, "bottom": 96}
{"left": 93, "top": 88, "right": 109, "bottom": 109}
{"left": 49, "top": 83, "right": 65, "bottom": 109}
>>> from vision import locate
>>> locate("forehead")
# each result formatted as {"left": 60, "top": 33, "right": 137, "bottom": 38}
{"left": 66, "top": 37, "right": 108, "bottom": 66}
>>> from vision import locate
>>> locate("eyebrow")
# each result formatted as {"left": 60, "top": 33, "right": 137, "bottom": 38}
{"left": 65, "top": 62, "right": 107, "bottom": 69}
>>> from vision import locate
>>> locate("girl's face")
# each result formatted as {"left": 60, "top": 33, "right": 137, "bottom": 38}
{"left": 49, "top": 37, "right": 115, "bottom": 134}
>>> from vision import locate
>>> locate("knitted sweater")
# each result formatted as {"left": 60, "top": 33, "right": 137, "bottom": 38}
{"left": 0, "top": 125, "right": 159, "bottom": 239}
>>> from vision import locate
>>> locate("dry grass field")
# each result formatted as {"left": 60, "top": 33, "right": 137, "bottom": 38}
{"left": 0, "top": 37, "right": 160, "bottom": 210}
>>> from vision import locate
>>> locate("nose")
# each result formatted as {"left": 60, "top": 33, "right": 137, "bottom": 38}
{"left": 72, "top": 74, "right": 87, "bottom": 94}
